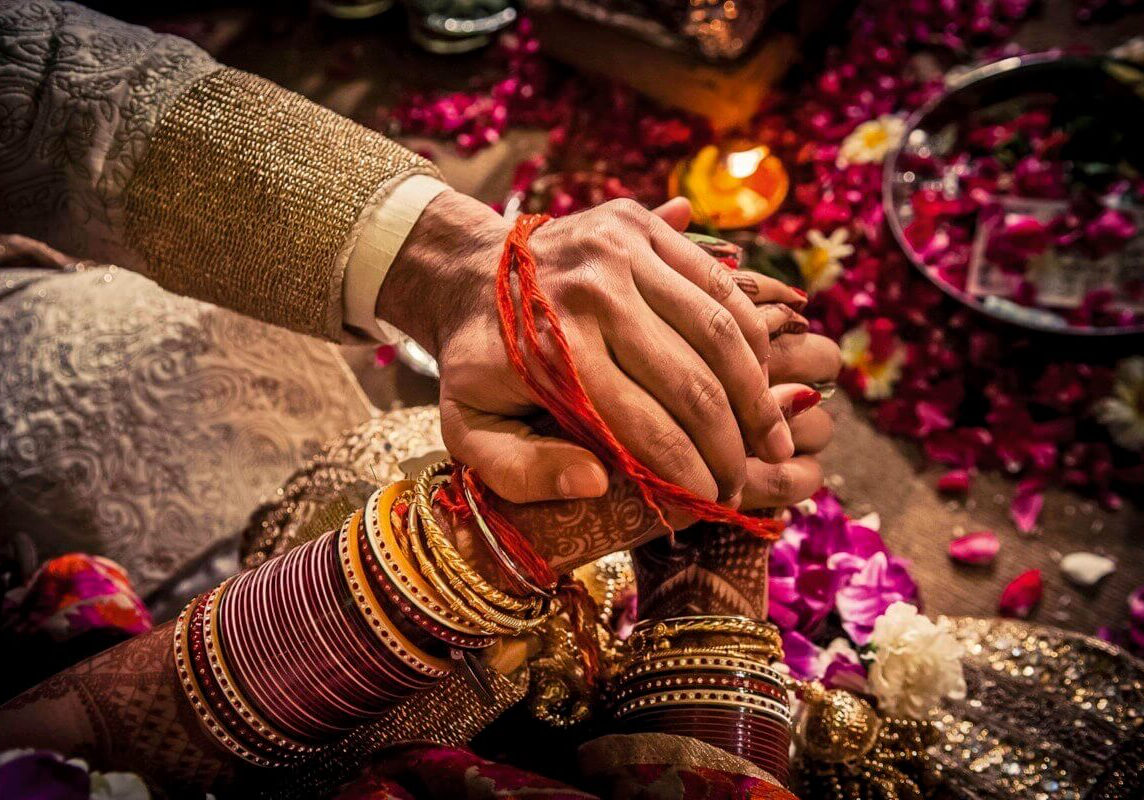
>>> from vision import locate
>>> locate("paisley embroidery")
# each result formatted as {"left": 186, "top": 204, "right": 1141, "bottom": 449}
{"left": 0, "top": 264, "right": 371, "bottom": 594}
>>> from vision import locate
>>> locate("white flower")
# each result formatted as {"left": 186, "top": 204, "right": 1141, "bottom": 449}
{"left": 839, "top": 325, "right": 907, "bottom": 400}
{"left": 836, "top": 114, "right": 906, "bottom": 168}
{"left": 867, "top": 602, "right": 966, "bottom": 719}
{"left": 795, "top": 228, "right": 854, "bottom": 293}
{"left": 1094, "top": 356, "right": 1144, "bottom": 451}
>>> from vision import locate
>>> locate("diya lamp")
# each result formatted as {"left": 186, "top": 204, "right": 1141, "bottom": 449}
{"left": 669, "top": 140, "right": 789, "bottom": 229}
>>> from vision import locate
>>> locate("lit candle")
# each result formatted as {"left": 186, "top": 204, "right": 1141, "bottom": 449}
{"left": 669, "top": 141, "right": 789, "bottom": 229}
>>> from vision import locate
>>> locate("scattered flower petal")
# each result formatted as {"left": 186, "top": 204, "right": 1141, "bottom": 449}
{"left": 949, "top": 530, "right": 999, "bottom": 565}
{"left": 999, "top": 569, "right": 1042, "bottom": 618}
{"left": 937, "top": 469, "right": 972, "bottom": 494}
{"left": 1010, "top": 478, "right": 1045, "bottom": 533}
{"left": 1059, "top": 552, "right": 1116, "bottom": 587}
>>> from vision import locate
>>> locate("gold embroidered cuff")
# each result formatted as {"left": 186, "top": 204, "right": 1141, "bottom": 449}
{"left": 124, "top": 68, "right": 440, "bottom": 340}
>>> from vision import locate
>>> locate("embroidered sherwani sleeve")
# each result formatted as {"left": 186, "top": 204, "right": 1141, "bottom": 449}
{"left": 0, "top": 0, "right": 442, "bottom": 341}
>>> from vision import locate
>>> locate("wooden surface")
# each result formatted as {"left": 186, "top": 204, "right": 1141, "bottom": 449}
{"left": 136, "top": 2, "right": 1143, "bottom": 636}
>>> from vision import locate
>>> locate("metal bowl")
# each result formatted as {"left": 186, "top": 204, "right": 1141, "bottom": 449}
{"left": 883, "top": 53, "right": 1144, "bottom": 336}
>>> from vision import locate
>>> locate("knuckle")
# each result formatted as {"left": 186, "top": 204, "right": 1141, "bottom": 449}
{"left": 680, "top": 373, "right": 726, "bottom": 420}
{"left": 705, "top": 307, "right": 740, "bottom": 347}
{"left": 647, "top": 426, "right": 695, "bottom": 477}
{"left": 706, "top": 260, "right": 736, "bottom": 301}
{"left": 767, "top": 464, "right": 794, "bottom": 500}
{"left": 607, "top": 197, "right": 644, "bottom": 221}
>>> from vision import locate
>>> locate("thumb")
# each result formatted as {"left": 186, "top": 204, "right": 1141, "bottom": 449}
{"left": 440, "top": 401, "right": 609, "bottom": 504}
{"left": 653, "top": 197, "right": 692, "bottom": 232}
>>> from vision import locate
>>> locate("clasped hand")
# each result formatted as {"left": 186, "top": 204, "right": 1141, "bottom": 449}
{"left": 380, "top": 191, "right": 841, "bottom": 530}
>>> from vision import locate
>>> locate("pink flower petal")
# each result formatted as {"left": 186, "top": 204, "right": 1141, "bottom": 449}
{"left": 999, "top": 569, "right": 1042, "bottom": 618}
{"left": 949, "top": 530, "right": 999, "bottom": 565}
{"left": 937, "top": 469, "right": 971, "bottom": 494}
{"left": 1010, "top": 478, "right": 1045, "bottom": 533}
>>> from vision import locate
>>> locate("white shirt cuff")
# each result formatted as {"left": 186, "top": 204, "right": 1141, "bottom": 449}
{"left": 342, "top": 174, "right": 450, "bottom": 342}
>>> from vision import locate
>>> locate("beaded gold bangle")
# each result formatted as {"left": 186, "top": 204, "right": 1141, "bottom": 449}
{"left": 337, "top": 510, "right": 451, "bottom": 679}
{"left": 201, "top": 580, "right": 316, "bottom": 759}
{"left": 173, "top": 597, "right": 284, "bottom": 768}
{"left": 627, "top": 615, "right": 784, "bottom": 655}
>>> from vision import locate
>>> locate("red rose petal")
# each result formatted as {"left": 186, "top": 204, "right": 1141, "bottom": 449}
{"left": 937, "top": 469, "right": 971, "bottom": 494}
{"left": 999, "top": 569, "right": 1042, "bottom": 619}
{"left": 949, "top": 530, "right": 999, "bottom": 565}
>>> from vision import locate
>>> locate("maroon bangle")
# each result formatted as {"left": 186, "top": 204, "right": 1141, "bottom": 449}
{"left": 215, "top": 527, "right": 439, "bottom": 743}
{"left": 357, "top": 513, "right": 492, "bottom": 651}
{"left": 614, "top": 673, "right": 789, "bottom": 706}
{"left": 184, "top": 593, "right": 292, "bottom": 763}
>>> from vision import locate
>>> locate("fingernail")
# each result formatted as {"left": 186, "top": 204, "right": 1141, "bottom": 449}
{"left": 559, "top": 462, "right": 608, "bottom": 498}
{"left": 791, "top": 287, "right": 808, "bottom": 298}
{"left": 788, "top": 389, "right": 822, "bottom": 418}
{"left": 764, "top": 421, "right": 795, "bottom": 461}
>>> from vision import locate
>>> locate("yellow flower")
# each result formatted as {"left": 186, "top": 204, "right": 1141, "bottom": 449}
{"left": 1095, "top": 356, "right": 1144, "bottom": 451}
{"left": 836, "top": 114, "right": 906, "bottom": 168}
{"left": 840, "top": 323, "right": 906, "bottom": 400}
{"left": 795, "top": 228, "right": 854, "bottom": 293}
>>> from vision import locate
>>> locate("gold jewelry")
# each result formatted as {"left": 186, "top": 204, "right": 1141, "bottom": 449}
{"left": 407, "top": 460, "right": 550, "bottom": 635}
{"left": 412, "top": 460, "right": 544, "bottom": 615}
{"left": 627, "top": 615, "right": 783, "bottom": 655}
{"left": 362, "top": 483, "right": 485, "bottom": 636}
{"left": 460, "top": 467, "right": 554, "bottom": 598}
{"left": 201, "top": 580, "right": 315, "bottom": 757}
{"left": 337, "top": 510, "right": 451, "bottom": 678}
{"left": 173, "top": 599, "right": 283, "bottom": 768}
{"left": 407, "top": 500, "right": 546, "bottom": 635}
{"left": 614, "top": 689, "right": 792, "bottom": 721}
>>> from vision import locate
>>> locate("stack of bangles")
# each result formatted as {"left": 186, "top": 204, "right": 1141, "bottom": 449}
{"left": 174, "top": 459, "right": 554, "bottom": 767}
{"left": 612, "top": 616, "right": 792, "bottom": 786}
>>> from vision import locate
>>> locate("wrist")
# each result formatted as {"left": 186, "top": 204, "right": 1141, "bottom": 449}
{"left": 376, "top": 190, "right": 508, "bottom": 355}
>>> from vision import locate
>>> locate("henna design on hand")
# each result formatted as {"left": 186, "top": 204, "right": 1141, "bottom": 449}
{"left": 0, "top": 621, "right": 239, "bottom": 790}
{"left": 632, "top": 522, "right": 771, "bottom": 621}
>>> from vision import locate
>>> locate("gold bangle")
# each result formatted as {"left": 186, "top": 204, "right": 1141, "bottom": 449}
{"left": 363, "top": 483, "right": 486, "bottom": 636}
{"left": 458, "top": 465, "right": 555, "bottom": 598}
{"left": 613, "top": 689, "right": 792, "bottom": 722}
{"left": 412, "top": 460, "right": 544, "bottom": 616}
{"left": 172, "top": 599, "right": 283, "bottom": 768}
{"left": 201, "top": 580, "right": 316, "bottom": 758}
{"left": 406, "top": 461, "right": 550, "bottom": 635}
{"left": 407, "top": 500, "right": 547, "bottom": 636}
{"left": 627, "top": 616, "right": 783, "bottom": 655}
{"left": 337, "top": 510, "right": 451, "bottom": 679}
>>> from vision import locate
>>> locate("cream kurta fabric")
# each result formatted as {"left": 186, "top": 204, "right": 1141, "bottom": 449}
{"left": 0, "top": 256, "right": 374, "bottom": 595}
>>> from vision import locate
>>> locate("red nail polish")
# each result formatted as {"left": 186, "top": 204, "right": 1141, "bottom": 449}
{"left": 791, "top": 287, "right": 808, "bottom": 298}
{"left": 789, "top": 389, "right": 822, "bottom": 417}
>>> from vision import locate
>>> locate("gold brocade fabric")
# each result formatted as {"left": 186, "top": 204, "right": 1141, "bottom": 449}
{"left": 124, "top": 68, "right": 441, "bottom": 341}
{"left": 930, "top": 617, "right": 1144, "bottom": 800}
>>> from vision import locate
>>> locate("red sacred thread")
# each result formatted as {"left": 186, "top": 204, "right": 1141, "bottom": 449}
{"left": 484, "top": 213, "right": 783, "bottom": 540}
{"left": 437, "top": 466, "right": 558, "bottom": 593}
